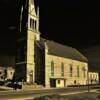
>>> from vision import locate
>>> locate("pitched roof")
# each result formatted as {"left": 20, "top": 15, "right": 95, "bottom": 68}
{"left": 45, "top": 40, "right": 88, "bottom": 62}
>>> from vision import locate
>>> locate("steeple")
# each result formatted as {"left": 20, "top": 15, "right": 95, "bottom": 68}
{"left": 16, "top": 0, "right": 40, "bottom": 83}
{"left": 19, "top": 0, "right": 40, "bottom": 36}
{"left": 28, "top": 0, "right": 40, "bottom": 40}
{"left": 28, "top": 0, "right": 39, "bottom": 33}
{"left": 26, "top": 0, "right": 40, "bottom": 83}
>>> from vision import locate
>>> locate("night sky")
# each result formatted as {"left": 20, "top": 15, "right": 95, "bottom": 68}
{"left": 39, "top": 0, "right": 100, "bottom": 48}
{"left": 0, "top": 0, "right": 100, "bottom": 70}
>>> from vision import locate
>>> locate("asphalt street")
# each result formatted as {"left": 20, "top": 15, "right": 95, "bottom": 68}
{"left": 0, "top": 87, "right": 97, "bottom": 100}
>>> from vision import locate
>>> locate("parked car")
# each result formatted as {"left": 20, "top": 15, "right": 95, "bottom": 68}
{"left": 5, "top": 82, "right": 13, "bottom": 87}
{"left": 0, "top": 81, "right": 4, "bottom": 86}
{"left": 5, "top": 82, "right": 22, "bottom": 89}
{"left": 14, "top": 82, "right": 22, "bottom": 89}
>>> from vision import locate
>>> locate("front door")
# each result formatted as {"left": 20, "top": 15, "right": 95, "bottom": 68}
{"left": 50, "top": 79, "right": 56, "bottom": 87}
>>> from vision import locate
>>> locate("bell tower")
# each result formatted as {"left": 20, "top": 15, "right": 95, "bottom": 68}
{"left": 26, "top": 0, "right": 40, "bottom": 83}
{"left": 16, "top": 0, "right": 40, "bottom": 83}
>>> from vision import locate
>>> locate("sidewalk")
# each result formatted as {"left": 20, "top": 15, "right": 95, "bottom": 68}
{"left": 0, "top": 85, "right": 99, "bottom": 93}
{"left": 0, "top": 86, "right": 13, "bottom": 92}
{"left": 0, "top": 85, "right": 46, "bottom": 93}
{"left": 0, "top": 85, "right": 68, "bottom": 93}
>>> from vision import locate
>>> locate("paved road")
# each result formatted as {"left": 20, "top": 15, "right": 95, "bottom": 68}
{"left": 0, "top": 87, "right": 97, "bottom": 100}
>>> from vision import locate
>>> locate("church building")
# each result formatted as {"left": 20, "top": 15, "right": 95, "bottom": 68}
{"left": 15, "top": 0, "right": 98, "bottom": 87}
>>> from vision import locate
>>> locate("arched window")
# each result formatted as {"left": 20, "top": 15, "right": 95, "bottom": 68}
{"left": 77, "top": 66, "right": 80, "bottom": 77}
{"left": 82, "top": 67, "right": 86, "bottom": 78}
{"left": 69, "top": 64, "right": 73, "bottom": 77}
{"left": 51, "top": 61, "right": 54, "bottom": 77}
{"left": 61, "top": 63, "right": 64, "bottom": 77}
{"left": 30, "top": 18, "right": 34, "bottom": 30}
{"left": 35, "top": 20, "right": 37, "bottom": 30}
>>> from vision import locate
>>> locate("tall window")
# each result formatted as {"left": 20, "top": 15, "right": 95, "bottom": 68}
{"left": 93, "top": 74, "right": 95, "bottom": 79}
{"left": 61, "top": 63, "right": 64, "bottom": 77}
{"left": 30, "top": 18, "right": 34, "bottom": 29}
{"left": 30, "top": 18, "right": 32, "bottom": 28}
{"left": 35, "top": 21, "right": 37, "bottom": 30}
{"left": 77, "top": 66, "right": 80, "bottom": 77}
{"left": 51, "top": 61, "right": 54, "bottom": 77}
{"left": 95, "top": 75, "right": 97, "bottom": 79}
{"left": 90, "top": 74, "right": 92, "bottom": 79}
{"left": 69, "top": 64, "right": 73, "bottom": 77}
{"left": 82, "top": 67, "right": 86, "bottom": 78}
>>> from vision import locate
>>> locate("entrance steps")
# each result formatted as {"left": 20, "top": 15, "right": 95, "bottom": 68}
{"left": 22, "top": 83, "right": 44, "bottom": 90}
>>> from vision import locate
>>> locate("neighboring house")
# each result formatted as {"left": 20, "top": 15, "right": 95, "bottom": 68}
{"left": 0, "top": 67, "right": 5, "bottom": 81}
{"left": 0, "top": 55, "right": 15, "bottom": 81}
{"left": 0, "top": 67, "right": 14, "bottom": 81}
{"left": 89, "top": 72, "right": 99, "bottom": 84}
{"left": 6, "top": 67, "right": 15, "bottom": 80}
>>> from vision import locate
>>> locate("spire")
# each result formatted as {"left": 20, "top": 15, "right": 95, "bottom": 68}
{"left": 28, "top": 0, "right": 36, "bottom": 16}
{"left": 37, "top": 6, "right": 39, "bottom": 33}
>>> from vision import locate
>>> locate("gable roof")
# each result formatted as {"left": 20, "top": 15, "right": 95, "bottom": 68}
{"left": 45, "top": 40, "right": 88, "bottom": 62}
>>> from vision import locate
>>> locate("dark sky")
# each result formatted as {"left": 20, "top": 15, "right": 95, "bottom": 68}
{"left": 0, "top": 0, "right": 100, "bottom": 71}
{"left": 0, "top": 0, "right": 100, "bottom": 53}
{"left": 40, "top": 0, "right": 100, "bottom": 48}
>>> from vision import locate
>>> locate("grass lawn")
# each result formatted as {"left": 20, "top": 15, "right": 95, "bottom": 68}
{"left": 33, "top": 92, "right": 100, "bottom": 100}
